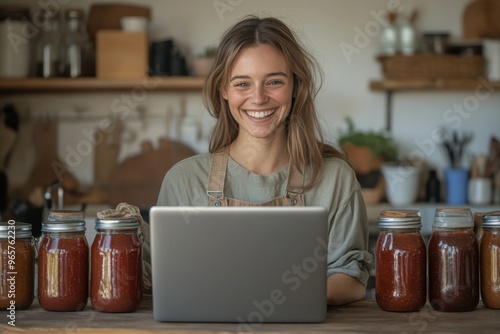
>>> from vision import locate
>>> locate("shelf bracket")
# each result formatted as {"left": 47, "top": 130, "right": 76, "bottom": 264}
{"left": 385, "top": 90, "right": 393, "bottom": 132}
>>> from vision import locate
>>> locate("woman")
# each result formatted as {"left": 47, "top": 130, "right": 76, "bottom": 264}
{"left": 157, "top": 16, "right": 373, "bottom": 305}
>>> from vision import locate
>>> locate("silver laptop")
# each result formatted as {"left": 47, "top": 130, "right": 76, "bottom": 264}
{"left": 149, "top": 206, "right": 328, "bottom": 323}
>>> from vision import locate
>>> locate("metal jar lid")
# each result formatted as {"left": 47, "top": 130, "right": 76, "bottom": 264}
{"left": 378, "top": 209, "right": 422, "bottom": 229}
{"left": 95, "top": 218, "right": 139, "bottom": 230}
{"left": 42, "top": 221, "right": 86, "bottom": 232}
{"left": 0, "top": 221, "right": 32, "bottom": 238}
{"left": 483, "top": 215, "right": 500, "bottom": 228}
{"left": 433, "top": 207, "right": 473, "bottom": 228}
{"left": 48, "top": 210, "right": 85, "bottom": 223}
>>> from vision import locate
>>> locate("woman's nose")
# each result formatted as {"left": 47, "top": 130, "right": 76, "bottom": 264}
{"left": 250, "top": 85, "right": 268, "bottom": 104}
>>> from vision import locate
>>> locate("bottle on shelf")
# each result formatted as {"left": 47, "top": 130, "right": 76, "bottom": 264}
{"left": 60, "top": 8, "right": 93, "bottom": 78}
{"left": 35, "top": 9, "right": 61, "bottom": 78}
{"left": 425, "top": 169, "right": 441, "bottom": 203}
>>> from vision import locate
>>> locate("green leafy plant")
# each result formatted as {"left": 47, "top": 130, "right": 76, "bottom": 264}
{"left": 338, "top": 117, "right": 398, "bottom": 162}
{"left": 199, "top": 45, "right": 218, "bottom": 58}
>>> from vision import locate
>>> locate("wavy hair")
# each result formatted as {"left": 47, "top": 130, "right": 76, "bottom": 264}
{"left": 203, "top": 15, "right": 346, "bottom": 189}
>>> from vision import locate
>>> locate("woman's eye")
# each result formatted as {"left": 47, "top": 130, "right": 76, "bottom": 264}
{"left": 234, "top": 82, "right": 249, "bottom": 87}
{"left": 269, "top": 80, "right": 283, "bottom": 86}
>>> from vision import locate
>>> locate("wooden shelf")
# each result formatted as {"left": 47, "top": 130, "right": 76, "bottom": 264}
{"left": 370, "top": 78, "right": 500, "bottom": 91}
{"left": 369, "top": 78, "right": 500, "bottom": 131}
{"left": 0, "top": 76, "right": 205, "bottom": 94}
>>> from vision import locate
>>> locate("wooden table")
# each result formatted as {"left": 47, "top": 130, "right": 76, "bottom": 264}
{"left": 1, "top": 296, "right": 499, "bottom": 333}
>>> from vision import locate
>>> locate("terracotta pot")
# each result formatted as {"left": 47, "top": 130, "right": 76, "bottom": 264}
{"left": 191, "top": 57, "right": 214, "bottom": 76}
{"left": 342, "top": 144, "right": 384, "bottom": 175}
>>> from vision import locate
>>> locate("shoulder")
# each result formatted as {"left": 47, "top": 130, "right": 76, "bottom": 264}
{"left": 166, "top": 152, "right": 212, "bottom": 178}
{"left": 322, "top": 157, "right": 356, "bottom": 180}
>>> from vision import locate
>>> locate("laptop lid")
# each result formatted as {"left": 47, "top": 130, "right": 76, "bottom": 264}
{"left": 150, "top": 206, "right": 328, "bottom": 323}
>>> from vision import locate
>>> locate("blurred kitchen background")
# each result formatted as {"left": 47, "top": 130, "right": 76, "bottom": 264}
{"left": 1, "top": 0, "right": 499, "bottom": 249}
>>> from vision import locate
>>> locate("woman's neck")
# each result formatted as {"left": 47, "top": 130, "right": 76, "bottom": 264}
{"left": 229, "top": 135, "right": 289, "bottom": 175}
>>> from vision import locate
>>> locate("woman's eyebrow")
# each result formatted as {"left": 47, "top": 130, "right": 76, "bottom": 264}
{"left": 229, "top": 72, "right": 289, "bottom": 82}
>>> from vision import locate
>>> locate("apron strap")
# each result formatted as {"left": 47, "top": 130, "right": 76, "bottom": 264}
{"left": 207, "top": 146, "right": 230, "bottom": 199}
{"left": 285, "top": 163, "right": 305, "bottom": 199}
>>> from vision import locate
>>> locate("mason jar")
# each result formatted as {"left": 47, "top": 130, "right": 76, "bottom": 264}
{"left": 375, "top": 210, "right": 426, "bottom": 312}
{"left": 0, "top": 6, "right": 32, "bottom": 77}
{"left": 91, "top": 218, "right": 142, "bottom": 312}
{"left": 38, "top": 211, "right": 88, "bottom": 311}
{"left": 428, "top": 208, "right": 479, "bottom": 312}
{"left": 480, "top": 215, "right": 500, "bottom": 309}
{"left": 0, "top": 221, "right": 35, "bottom": 310}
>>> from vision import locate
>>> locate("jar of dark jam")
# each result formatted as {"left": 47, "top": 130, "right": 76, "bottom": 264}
{"left": 480, "top": 215, "right": 500, "bottom": 309}
{"left": 428, "top": 208, "right": 479, "bottom": 312}
{"left": 375, "top": 210, "right": 426, "bottom": 312}
{"left": 0, "top": 221, "right": 35, "bottom": 310}
{"left": 38, "top": 211, "right": 88, "bottom": 311}
{"left": 91, "top": 218, "right": 142, "bottom": 312}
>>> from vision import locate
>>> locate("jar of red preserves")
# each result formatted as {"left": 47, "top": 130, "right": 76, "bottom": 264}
{"left": 38, "top": 211, "right": 88, "bottom": 311}
{"left": 375, "top": 210, "right": 426, "bottom": 312}
{"left": 0, "top": 221, "right": 35, "bottom": 310}
{"left": 480, "top": 215, "right": 500, "bottom": 309}
{"left": 91, "top": 218, "right": 142, "bottom": 312}
{"left": 428, "top": 208, "right": 479, "bottom": 312}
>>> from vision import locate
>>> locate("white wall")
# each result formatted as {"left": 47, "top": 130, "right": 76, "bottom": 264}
{"left": 2, "top": 0, "right": 499, "bottom": 189}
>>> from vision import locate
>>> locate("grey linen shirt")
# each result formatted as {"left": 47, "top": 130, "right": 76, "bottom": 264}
{"left": 156, "top": 153, "right": 374, "bottom": 286}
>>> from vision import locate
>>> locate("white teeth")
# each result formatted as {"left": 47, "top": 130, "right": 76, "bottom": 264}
{"left": 246, "top": 109, "right": 275, "bottom": 119}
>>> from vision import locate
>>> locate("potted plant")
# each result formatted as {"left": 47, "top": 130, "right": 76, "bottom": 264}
{"left": 191, "top": 45, "right": 218, "bottom": 77}
{"left": 338, "top": 117, "right": 398, "bottom": 204}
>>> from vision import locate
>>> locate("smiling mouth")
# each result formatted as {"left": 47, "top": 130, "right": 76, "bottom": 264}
{"left": 244, "top": 109, "right": 276, "bottom": 119}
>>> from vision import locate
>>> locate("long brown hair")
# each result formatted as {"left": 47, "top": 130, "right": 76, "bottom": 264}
{"left": 203, "top": 16, "right": 346, "bottom": 189}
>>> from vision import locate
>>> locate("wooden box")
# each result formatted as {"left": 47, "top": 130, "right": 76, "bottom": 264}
{"left": 378, "top": 55, "right": 485, "bottom": 79}
{"left": 96, "top": 31, "right": 148, "bottom": 78}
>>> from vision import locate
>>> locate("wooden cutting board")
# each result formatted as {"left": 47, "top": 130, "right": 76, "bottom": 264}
{"left": 23, "top": 121, "right": 79, "bottom": 203}
{"left": 108, "top": 138, "right": 196, "bottom": 209}
{"left": 463, "top": 0, "right": 500, "bottom": 39}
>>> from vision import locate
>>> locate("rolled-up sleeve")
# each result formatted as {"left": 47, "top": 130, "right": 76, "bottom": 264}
{"left": 326, "top": 188, "right": 374, "bottom": 286}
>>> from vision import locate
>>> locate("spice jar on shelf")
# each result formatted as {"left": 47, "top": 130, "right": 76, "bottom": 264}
{"left": 0, "top": 221, "right": 35, "bottom": 310}
{"left": 428, "top": 208, "right": 479, "bottom": 312}
{"left": 375, "top": 210, "right": 426, "bottom": 312}
{"left": 38, "top": 210, "right": 88, "bottom": 311}
{"left": 480, "top": 214, "right": 500, "bottom": 309}
{"left": 91, "top": 218, "right": 142, "bottom": 312}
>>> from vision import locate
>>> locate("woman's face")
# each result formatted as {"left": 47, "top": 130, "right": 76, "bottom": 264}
{"left": 223, "top": 44, "right": 294, "bottom": 142}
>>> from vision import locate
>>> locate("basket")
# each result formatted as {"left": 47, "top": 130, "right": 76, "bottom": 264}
{"left": 378, "top": 55, "right": 485, "bottom": 79}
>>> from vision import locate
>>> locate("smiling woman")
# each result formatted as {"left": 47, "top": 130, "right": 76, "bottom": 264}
{"left": 156, "top": 15, "right": 374, "bottom": 306}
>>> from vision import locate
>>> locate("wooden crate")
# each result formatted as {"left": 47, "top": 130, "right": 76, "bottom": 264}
{"left": 378, "top": 55, "right": 485, "bottom": 79}
{"left": 96, "top": 31, "right": 148, "bottom": 79}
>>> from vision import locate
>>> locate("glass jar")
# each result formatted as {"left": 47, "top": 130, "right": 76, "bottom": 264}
{"left": 91, "top": 218, "right": 142, "bottom": 312}
{"left": 0, "top": 6, "right": 31, "bottom": 78}
{"left": 428, "top": 208, "right": 479, "bottom": 312}
{"left": 38, "top": 211, "right": 88, "bottom": 311}
{"left": 35, "top": 9, "right": 60, "bottom": 78}
{"left": 480, "top": 215, "right": 500, "bottom": 309}
{"left": 0, "top": 221, "right": 35, "bottom": 310}
{"left": 375, "top": 210, "right": 426, "bottom": 312}
{"left": 59, "top": 8, "right": 92, "bottom": 77}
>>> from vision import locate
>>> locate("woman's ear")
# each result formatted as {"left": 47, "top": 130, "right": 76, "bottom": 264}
{"left": 222, "top": 88, "right": 228, "bottom": 100}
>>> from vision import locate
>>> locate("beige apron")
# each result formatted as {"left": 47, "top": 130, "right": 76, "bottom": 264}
{"left": 207, "top": 147, "right": 305, "bottom": 207}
